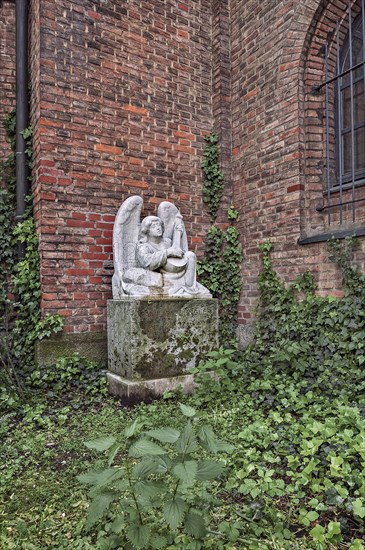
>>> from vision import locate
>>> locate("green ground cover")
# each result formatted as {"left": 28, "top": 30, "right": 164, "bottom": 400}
{"left": 1, "top": 352, "right": 364, "bottom": 549}
{"left": 1, "top": 239, "right": 365, "bottom": 549}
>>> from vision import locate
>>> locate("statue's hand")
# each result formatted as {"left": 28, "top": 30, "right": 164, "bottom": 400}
{"left": 167, "top": 247, "right": 184, "bottom": 258}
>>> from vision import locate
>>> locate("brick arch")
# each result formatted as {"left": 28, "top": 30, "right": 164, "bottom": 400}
{"left": 299, "top": 0, "right": 362, "bottom": 238}
{"left": 230, "top": 0, "right": 324, "bottom": 242}
{"left": 261, "top": 0, "right": 333, "bottom": 238}
{"left": 272, "top": 0, "right": 325, "bottom": 234}
{"left": 231, "top": 0, "right": 361, "bottom": 330}
{"left": 262, "top": 0, "right": 362, "bottom": 238}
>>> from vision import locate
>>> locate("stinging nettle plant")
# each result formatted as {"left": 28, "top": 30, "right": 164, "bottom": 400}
{"left": 78, "top": 403, "right": 233, "bottom": 549}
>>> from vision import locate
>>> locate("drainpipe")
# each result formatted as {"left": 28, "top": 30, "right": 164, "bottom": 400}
{"left": 15, "top": 0, "right": 29, "bottom": 259}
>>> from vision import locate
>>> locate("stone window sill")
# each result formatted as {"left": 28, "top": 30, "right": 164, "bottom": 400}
{"left": 298, "top": 226, "right": 365, "bottom": 245}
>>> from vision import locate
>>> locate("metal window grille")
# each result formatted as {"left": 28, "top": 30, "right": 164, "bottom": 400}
{"left": 316, "top": 0, "right": 365, "bottom": 226}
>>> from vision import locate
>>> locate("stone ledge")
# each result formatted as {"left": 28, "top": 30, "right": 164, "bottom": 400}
{"left": 35, "top": 331, "right": 107, "bottom": 366}
{"left": 106, "top": 371, "right": 196, "bottom": 405}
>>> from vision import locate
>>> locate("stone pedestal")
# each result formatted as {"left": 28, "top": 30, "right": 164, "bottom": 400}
{"left": 107, "top": 297, "right": 218, "bottom": 402}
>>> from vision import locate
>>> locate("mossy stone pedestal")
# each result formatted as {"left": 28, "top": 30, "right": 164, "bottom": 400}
{"left": 107, "top": 297, "right": 218, "bottom": 403}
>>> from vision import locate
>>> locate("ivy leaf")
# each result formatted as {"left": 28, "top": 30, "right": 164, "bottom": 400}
{"left": 329, "top": 455, "right": 343, "bottom": 476}
{"left": 84, "top": 436, "right": 117, "bottom": 452}
{"left": 310, "top": 524, "right": 325, "bottom": 543}
{"left": 172, "top": 460, "right": 198, "bottom": 486}
{"left": 196, "top": 460, "right": 225, "bottom": 481}
{"left": 86, "top": 491, "right": 115, "bottom": 529}
{"left": 126, "top": 523, "right": 151, "bottom": 549}
{"left": 306, "top": 510, "right": 319, "bottom": 522}
{"left": 163, "top": 497, "right": 188, "bottom": 529}
{"left": 352, "top": 498, "right": 365, "bottom": 518}
{"left": 327, "top": 521, "right": 341, "bottom": 538}
{"left": 349, "top": 539, "right": 365, "bottom": 550}
{"left": 129, "top": 439, "right": 166, "bottom": 458}
{"left": 145, "top": 427, "right": 180, "bottom": 443}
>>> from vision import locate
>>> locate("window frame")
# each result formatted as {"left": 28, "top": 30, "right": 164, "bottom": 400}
{"left": 335, "top": 12, "right": 365, "bottom": 189}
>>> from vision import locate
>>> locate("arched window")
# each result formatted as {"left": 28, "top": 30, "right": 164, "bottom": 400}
{"left": 314, "top": 1, "right": 365, "bottom": 228}
{"left": 337, "top": 12, "right": 365, "bottom": 186}
{"left": 299, "top": 0, "right": 365, "bottom": 243}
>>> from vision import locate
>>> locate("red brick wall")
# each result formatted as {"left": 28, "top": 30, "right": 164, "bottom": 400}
{"left": 0, "top": 0, "right": 16, "bottom": 163}
{"left": 230, "top": 0, "right": 365, "bottom": 333}
{"left": 212, "top": 0, "right": 232, "bottom": 208}
{"left": 2, "top": 0, "right": 365, "bottom": 347}
{"left": 31, "top": 0, "right": 214, "bottom": 334}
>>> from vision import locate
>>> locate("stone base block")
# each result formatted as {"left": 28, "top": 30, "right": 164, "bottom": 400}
{"left": 107, "top": 371, "right": 196, "bottom": 405}
{"left": 107, "top": 297, "right": 218, "bottom": 380}
{"left": 35, "top": 331, "right": 107, "bottom": 366}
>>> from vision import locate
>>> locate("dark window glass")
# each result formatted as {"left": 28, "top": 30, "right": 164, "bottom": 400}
{"left": 337, "top": 15, "right": 365, "bottom": 184}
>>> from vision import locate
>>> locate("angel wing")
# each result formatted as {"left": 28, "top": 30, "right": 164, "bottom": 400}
{"left": 157, "top": 201, "right": 188, "bottom": 252}
{"left": 112, "top": 195, "right": 143, "bottom": 297}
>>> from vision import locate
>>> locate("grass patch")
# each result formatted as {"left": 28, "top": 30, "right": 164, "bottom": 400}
{"left": 1, "top": 376, "right": 365, "bottom": 549}
{"left": 2, "top": 240, "right": 365, "bottom": 548}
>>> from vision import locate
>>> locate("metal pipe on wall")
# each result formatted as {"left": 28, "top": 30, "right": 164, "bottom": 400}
{"left": 15, "top": 0, "right": 29, "bottom": 259}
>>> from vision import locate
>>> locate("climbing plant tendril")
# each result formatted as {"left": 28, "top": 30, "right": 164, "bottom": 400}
{"left": 198, "top": 133, "right": 243, "bottom": 346}
{"left": 192, "top": 240, "right": 365, "bottom": 546}
{"left": 254, "top": 238, "right": 365, "bottom": 379}
{"left": 0, "top": 110, "right": 63, "bottom": 402}
{"left": 201, "top": 133, "right": 224, "bottom": 220}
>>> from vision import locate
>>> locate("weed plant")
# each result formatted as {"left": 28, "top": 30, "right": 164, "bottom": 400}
{"left": 0, "top": 110, "right": 63, "bottom": 407}
{"left": 193, "top": 239, "right": 365, "bottom": 549}
{"left": 78, "top": 403, "right": 233, "bottom": 549}
{"left": 1, "top": 239, "right": 365, "bottom": 549}
{"left": 199, "top": 133, "right": 243, "bottom": 346}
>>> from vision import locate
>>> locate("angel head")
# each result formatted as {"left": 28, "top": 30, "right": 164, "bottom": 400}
{"left": 138, "top": 216, "right": 165, "bottom": 243}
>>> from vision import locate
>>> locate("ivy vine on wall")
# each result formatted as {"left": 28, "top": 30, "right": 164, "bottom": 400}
{"left": 198, "top": 133, "right": 243, "bottom": 346}
{"left": 0, "top": 110, "right": 63, "bottom": 400}
{"left": 201, "top": 133, "right": 224, "bottom": 220}
{"left": 253, "top": 238, "right": 365, "bottom": 380}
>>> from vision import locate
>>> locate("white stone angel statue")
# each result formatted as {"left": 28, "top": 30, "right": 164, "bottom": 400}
{"left": 112, "top": 196, "right": 211, "bottom": 298}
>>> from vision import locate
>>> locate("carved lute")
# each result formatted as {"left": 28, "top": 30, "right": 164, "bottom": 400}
{"left": 164, "top": 213, "right": 188, "bottom": 273}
